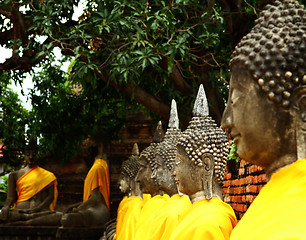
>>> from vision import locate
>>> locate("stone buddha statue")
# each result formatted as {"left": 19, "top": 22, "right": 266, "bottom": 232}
{"left": 0, "top": 138, "right": 62, "bottom": 226}
{"left": 119, "top": 143, "right": 142, "bottom": 198}
{"left": 60, "top": 143, "right": 110, "bottom": 228}
{"left": 135, "top": 121, "right": 164, "bottom": 196}
{"left": 107, "top": 143, "right": 142, "bottom": 240}
{"left": 169, "top": 84, "right": 237, "bottom": 240}
{"left": 140, "top": 99, "right": 192, "bottom": 240}
{"left": 221, "top": 1, "right": 306, "bottom": 239}
{"left": 150, "top": 99, "right": 181, "bottom": 197}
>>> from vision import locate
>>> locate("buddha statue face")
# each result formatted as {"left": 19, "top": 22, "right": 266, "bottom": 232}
{"left": 222, "top": 67, "right": 296, "bottom": 172}
{"left": 118, "top": 173, "right": 130, "bottom": 194}
{"left": 151, "top": 154, "right": 177, "bottom": 196}
{"left": 173, "top": 145, "right": 204, "bottom": 196}
{"left": 173, "top": 114, "right": 229, "bottom": 200}
{"left": 119, "top": 144, "right": 141, "bottom": 195}
{"left": 221, "top": 0, "right": 306, "bottom": 174}
{"left": 136, "top": 154, "right": 159, "bottom": 195}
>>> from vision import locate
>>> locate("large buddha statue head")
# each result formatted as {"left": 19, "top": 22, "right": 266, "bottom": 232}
{"left": 221, "top": 0, "right": 306, "bottom": 177}
{"left": 119, "top": 143, "right": 141, "bottom": 197}
{"left": 173, "top": 85, "right": 229, "bottom": 202}
{"left": 136, "top": 121, "right": 164, "bottom": 196}
{"left": 150, "top": 100, "right": 181, "bottom": 196}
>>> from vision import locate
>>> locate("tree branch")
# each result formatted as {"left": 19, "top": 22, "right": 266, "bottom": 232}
{"left": 94, "top": 69, "right": 171, "bottom": 120}
{"left": 160, "top": 56, "right": 193, "bottom": 95}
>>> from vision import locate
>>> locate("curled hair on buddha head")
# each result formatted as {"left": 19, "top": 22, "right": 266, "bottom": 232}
{"left": 230, "top": 0, "right": 306, "bottom": 108}
{"left": 121, "top": 143, "right": 141, "bottom": 178}
{"left": 139, "top": 121, "right": 164, "bottom": 166}
{"left": 151, "top": 99, "right": 182, "bottom": 173}
{"left": 177, "top": 85, "right": 229, "bottom": 183}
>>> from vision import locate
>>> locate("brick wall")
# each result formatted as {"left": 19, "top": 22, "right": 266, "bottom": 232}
{"left": 222, "top": 160, "right": 267, "bottom": 220}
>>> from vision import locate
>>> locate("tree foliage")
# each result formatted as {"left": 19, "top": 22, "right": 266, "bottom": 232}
{"left": 2, "top": 0, "right": 301, "bottom": 166}
{"left": 0, "top": 73, "right": 28, "bottom": 169}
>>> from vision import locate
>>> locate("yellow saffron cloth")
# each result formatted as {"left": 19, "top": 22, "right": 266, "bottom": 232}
{"left": 169, "top": 198, "right": 237, "bottom": 240}
{"left": 142, "top": 193, "right": 151, "bottom": 204}
{"left": 134, "top": 194, "right": 170, "bottom": 240}
{"left": 83, "top": 159, "right": 110, "bottom": 209}
{"left": 230, "top": 158, "right": 306, "bottom": 240}
{"left": 148, "top": 194, "right": 192, "bottom": 240}
{"left": 113, "top": 194, "right": 151, "bottom": 240}
{"left": 16, "top": 166, "right": 58, "bottom": 210}
{"left": 115, "top": 196, "right": 144, "bottom": 240}
{"left": 112, "top": 196, "right": 128, "bottom": 240}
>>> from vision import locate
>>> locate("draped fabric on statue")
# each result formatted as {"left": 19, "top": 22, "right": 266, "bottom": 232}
{"left": 142, "top": 193, "right": 151, "bottom": 204}
{"left": 16, "top": 166, "right": 58, "bottom": 210}
{"left": 147, "top": 194, "right": 192, "bottom": 240}
{"left": 169, "top": 198, "right": 237, "bottom": 240}
{"left": 230, "top": 158, "right": 306, "bottom": 240}
{"left": 113, "top": 194, "right": 151, "bottom": 240}
{"left": 134, "top": 194, "right": 170, "bottom": 240}
{"left": 115, "top": 196, "right": 143, "bottom": 240}
{"left": 83, "top": 159, "right": 110, "bottom": 209}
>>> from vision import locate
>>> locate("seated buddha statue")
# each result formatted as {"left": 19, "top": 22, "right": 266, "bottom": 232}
{"left": 112, "top": 143, "right": 143, "bottom": 240}
{"left": 0, "top": 138, "right": 62, "bottom": 226}
{"left": 134, "top": 121, "right": 173, "bottom": 239}
{"left": 221, "top": 0, "right": 306, "bottom": 239}
{"left": 141, "top": 99, "right": 191, "bottom": 240}
{"left": 169, "top": 84, "right": 237, "bottom": 240}
{"left": 60, "top": 142, "right": 110, "bottom": 227}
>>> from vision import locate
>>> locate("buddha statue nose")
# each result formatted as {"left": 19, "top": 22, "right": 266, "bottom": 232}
{"left": 221, "top": 103, "right": 233, "bottom": 132}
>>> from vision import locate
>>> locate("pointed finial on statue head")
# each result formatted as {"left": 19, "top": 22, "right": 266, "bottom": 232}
{"left": 131, "top": 143, "right": 139, "bottom": 156}
{"left": 168, "top": 99, "right": 179, "bottom": 129}
{"left": 192, "top": 84, "right": 209, "bottom": 117}
{"left": 153, "top": 121, "right": 164, "bottom": 143}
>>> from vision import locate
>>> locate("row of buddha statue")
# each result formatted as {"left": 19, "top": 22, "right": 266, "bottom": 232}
{"left": 111, "top": 84, "right": 237, "bottom": 240}
{"left": 0, "top": 0, "right": 306, "bottom": 239}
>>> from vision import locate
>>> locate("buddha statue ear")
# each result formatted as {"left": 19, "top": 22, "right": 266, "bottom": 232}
{"left": 201, "top": 153, "right": 214, "bottom": 200}
{"left": 291, "top": 87, "right": 306, "bottom": 160}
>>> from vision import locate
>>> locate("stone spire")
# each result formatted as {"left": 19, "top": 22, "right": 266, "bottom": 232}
{"left": 168, "top": 99, "right": 179, "bottom": 129}
{"left": 152, "top": 121, "right": 164, "bottom": 143}
{"left": 192, "top": 84, "right": 209, "bottom": 117}
{"left": 131, "top": 143, "right": 139, "bottom": 156}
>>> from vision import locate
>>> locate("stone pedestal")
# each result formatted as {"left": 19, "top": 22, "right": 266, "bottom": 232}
{"left": 0, "top": 226, "right": 105, "bottom": 240}
{"left": 56, "top": 227, "right": 105, "bottom": 240}
{"left": 0, "top": 226, "right": 58, "bottom": 240}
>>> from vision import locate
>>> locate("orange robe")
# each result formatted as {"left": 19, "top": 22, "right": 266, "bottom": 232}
{"left": 134, "top": 194, "right": 170, "bottom": 240}
{"left": 169, "top": 198, "right": 237, "bottom": 240}
{"left": 83, "top": 159, "right": 110, "bottom": 209}
{"left": 230, "top": 158, "right": 306, "bottom": 240}
{"left": 148, "top": 194, "right": 192, "bottom": 240}
{"left": 115, "top": 196, "right": 143, "bottom": 240}
{"left": 142, "top": 193, "right": 151, "bottom": 204}
{"left": 16, "top": 166, "right": 58, "bottom": 210}
{"left": 113, "top": 194, "right": 151, "bottom": 240}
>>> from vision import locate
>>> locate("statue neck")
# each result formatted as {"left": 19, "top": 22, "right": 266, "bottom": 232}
{"left": 264, "top": 154, "right": 297, "bottom": 180}
{"left": 189, "top": 190, "right": 206, "bottom": 203}
{"left": 129, "top": 181, "right": 143, "bottom": 198}
{"left": 190, "top": 178, "right": 222, "bottom": 203}
{"left": 151, "top": 190, "right": 166, "bottom": 197}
